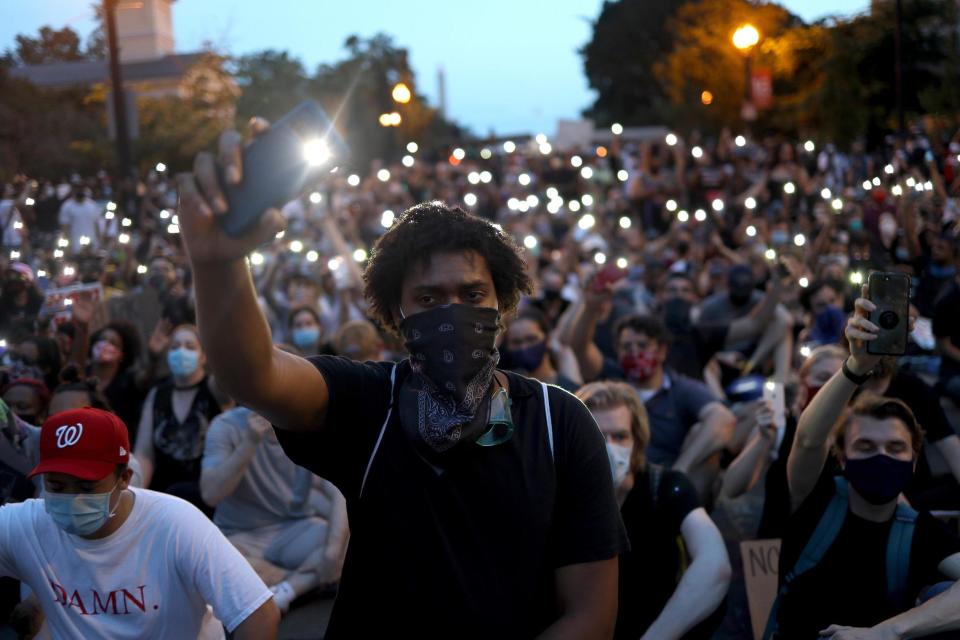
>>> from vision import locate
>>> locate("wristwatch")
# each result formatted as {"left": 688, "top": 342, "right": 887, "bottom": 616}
{"left": 842, "top": 358, "right": 872, "bottom": 385}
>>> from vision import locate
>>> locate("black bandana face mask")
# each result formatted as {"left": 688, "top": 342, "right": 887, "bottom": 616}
{"left": 399, "top": 303, "right": 500, "bottom": 462}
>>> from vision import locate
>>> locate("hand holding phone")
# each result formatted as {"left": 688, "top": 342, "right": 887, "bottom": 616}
{"left": 177, "top": 119, "right": 286, "bottom": 265}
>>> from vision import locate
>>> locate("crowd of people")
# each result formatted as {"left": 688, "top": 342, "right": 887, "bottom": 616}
{"left": 0, "top": 120, "right": 959, "bottom": 638}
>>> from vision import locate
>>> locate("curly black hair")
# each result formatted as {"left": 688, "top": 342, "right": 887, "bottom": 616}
{"left": 363, "top": 201, "right": 532, "bottom": 335}
{"left": 89, "top": 321, "right": 142, "bottom": 373}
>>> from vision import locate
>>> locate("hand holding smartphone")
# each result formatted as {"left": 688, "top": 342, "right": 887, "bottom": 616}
{"left": 218, "top": 101, "right": 348, "bottom": 237}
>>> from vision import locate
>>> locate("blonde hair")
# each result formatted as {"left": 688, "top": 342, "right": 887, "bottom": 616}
{"left": 576, "top": 381, "right": 650, "bottom": 473}
{"left": 800, "top": 344, "right": 847, "bottom": 379}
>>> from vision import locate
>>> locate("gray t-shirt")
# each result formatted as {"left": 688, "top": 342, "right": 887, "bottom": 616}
{"left": 203, "top": 406, "right": 337, "bottom": 534}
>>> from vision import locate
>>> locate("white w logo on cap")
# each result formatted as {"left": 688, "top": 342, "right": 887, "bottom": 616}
{"left": 55, "top": 423, "right": 83, "bottom": 448}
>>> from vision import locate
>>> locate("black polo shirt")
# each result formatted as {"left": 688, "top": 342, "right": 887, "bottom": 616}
{"left": 276, "top": 356, "right": 628, "bottom": 638}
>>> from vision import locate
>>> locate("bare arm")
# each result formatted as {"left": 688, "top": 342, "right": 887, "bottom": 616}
{"left": 561, "top": 295, "right": 606, "bottom": 382}
{"left": 232, "top": 599, "right": 280, "bottom": 640}
{"left": 322, "top": 485, "right": 350, "bottom": 582}
{"left": 674, "top": 402, "right": 735, "bottom": 474}
{"left": 724, "top": 278, "right": 784, "bottom": 346}
{"left": 788, "top": 288, "right": 881, "bottom": 510}
{"left": 177, "top": 129, "right": 329, "bottom": 433}
{"left": 199, "top": 417, "right": 266, "bottom": 507}
{"left": 537, "top": 558, "right": 619, "bottom": 640}
{"left": 939, "top": 336, "right": 960, "bottom": 364}
{"left": 134, "top": 388, "right": 156, "bottom": 489}
{"left": 721, "top": 403, "right": 777, "bottom": 499}
{"left": 640, "top": 509, "right": 731, "bottom": 640}
{"left": 934, "top": 436, "right": 960, "bottom": 489}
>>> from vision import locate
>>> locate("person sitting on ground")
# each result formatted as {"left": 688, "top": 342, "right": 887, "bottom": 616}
{"left": 768, "top": 287, "right": 960, "bottom": 639}
{"left": 0, "top": 407, "right": 278, "bottom": 638}
{"left": 179, "top": 124, "right": 628, "bottom": 637}
{"left": 288, "top": 306, "right": 329, "bottom": 357}
{"left": 501, "top": 307, "right": 581, "bottom": 391}
{"left": 135, "top": 324, "right": 225, "bottom": 512}
{"left": 200, "top": 407, "right": 348, "bottom": 615}
{"left": 578, "top": 381, "right": 730, "bottom": 640}
{"left": 567, "top": 311, "right": 735, "bottom": 498}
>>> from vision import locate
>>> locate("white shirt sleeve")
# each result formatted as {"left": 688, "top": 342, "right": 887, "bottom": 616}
{"left": 57, "top": 201, "right": 71, "bottom": 227}
{"left": 175, "top": 504, "right": 272, "bottom": 632}
{"left": 0, "top": 501, "right": 30, "bottom": 578}
{"left": 201, "top": 413, "right": 238, "bottom": 471}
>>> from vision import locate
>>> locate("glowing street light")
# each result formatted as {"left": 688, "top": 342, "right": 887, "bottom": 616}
{"left": 391, "top": 82, "right": 412, "bottom": 104}
{"left": 732, "top": 24, "right": 760, "bottom": 50}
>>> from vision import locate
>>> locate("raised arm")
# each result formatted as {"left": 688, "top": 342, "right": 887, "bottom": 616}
{"left": 787, "top": 286, "right": 882, "bottom": 510}
{"left": 177, "top": 122, "right": 329, "bottom": 433}
{"left": 199, "top": 413, "right": 268, "bottom": 507}
{"left": 561, "top": 292, "right": 606, "bottom": 383}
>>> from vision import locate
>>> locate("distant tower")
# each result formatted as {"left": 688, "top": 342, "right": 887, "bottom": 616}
{"left": 437, "top": 65, "right": 447, "bottom": 119}
{"left": 116, "top": 0, "right": 175, "bottom": 63}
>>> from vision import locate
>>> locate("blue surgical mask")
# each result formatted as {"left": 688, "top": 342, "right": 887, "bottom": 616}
{"left": 44, "top": 481, "right": 120, "bottom": 536}
{"left": 292, "top": 327, "right": 321, "bottom": 350}
{"left": 167, "top": 347, "right": 200, "bottom": 378}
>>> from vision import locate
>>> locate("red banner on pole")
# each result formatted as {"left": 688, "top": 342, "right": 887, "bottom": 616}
{"left": 751, "top": 68, "right": 773, "bottom": 110}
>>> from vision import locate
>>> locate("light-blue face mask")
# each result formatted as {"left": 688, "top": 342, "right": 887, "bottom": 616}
{"left": 167, "top": 348, "right": 200, "bottom": 378}
{"left": 44, "top": 481, "right": 120, "bottom": 536}
{"left": 292, "top": 327, "right": 321, "bottom": 350}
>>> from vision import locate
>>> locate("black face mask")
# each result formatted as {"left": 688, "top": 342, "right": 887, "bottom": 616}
{"left": 399, "top": 304, "right": 500, "bottom": 463}
{"left": 662, "top": 297, "right": 693, "bottom": 334}
{"left": 542, "top": 289, "right": 561, "bottom": 302}
{"left": 675, "top": 241, "right": 690, "bottom": 256}
{"left": 844, "top": 454, "right": 914, "bottom": 505}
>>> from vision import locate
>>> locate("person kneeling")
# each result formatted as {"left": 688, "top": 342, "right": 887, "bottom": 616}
{"left": 769, "top": 288, "right": 960, "bottom": 639}
{"left": 578, "top": 381, "right": 731, "bottom": 640}
{"left": 2, "top": 408, "right": 278, "bottom": 639}
{"left": 200, "top": 406, "right": 348, "bottom": 614}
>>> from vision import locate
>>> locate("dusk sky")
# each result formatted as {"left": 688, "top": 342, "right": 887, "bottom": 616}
{"left": 2, "top": 0, "right": 868, "bottom": 135}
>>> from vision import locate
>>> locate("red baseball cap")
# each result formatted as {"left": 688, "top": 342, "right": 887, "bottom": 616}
{"left": 28, "top": 408, "right": 130, "bottom": 481}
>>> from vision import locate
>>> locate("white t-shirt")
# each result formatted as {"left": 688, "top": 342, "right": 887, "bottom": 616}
{"left": 57, "top": 197, "right": 101, "bottom": 250}
{"left": 0, "top": 488, "right": 272, "bottom": 639}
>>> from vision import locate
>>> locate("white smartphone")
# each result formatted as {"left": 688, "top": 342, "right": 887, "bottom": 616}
{"left": 763, "top": 380, "right": 786, "bottom": 429}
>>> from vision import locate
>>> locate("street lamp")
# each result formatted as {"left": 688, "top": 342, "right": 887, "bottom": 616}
{"left": 391, "top": 82, "right": 412, "bottom": 104}
{"left": 732, "top": 24, "right": 760, "bottom": 51}
{"left": 732, "top": 24, "right": 760, "bottom": 123}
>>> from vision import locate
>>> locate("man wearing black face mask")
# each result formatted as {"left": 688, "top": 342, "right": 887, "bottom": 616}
{"left": 699, "top": 264, "right": 793, "bottom": 382}
{"left": 177, "top": 126, "right": 628, "bottom": 639}
{"left": 768, "top": 286, "right": 960, "bottom": 639}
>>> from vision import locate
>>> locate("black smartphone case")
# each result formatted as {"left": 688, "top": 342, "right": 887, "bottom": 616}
{"left": 867, "top": 272, "right": 910, "bottom": 356}
{"left": 218, "top": 101, "right": 346, "bottom": 237}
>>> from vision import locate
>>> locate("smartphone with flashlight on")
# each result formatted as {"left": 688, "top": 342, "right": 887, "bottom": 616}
{"left": 219, "top": 101, "right": 347, "bottom": 237}
{"left": 866, "top": 271, "right": 911, "bottom": 356}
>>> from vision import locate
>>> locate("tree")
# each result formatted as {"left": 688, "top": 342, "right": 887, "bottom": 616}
{"left": 3, "top": 23, "right": 104, "bottom": 66}
{"left": 133, "top": 53, "right": 240, "bottom": 173}
{"left": 654, "top": 0, "right": 807, "bottom": 134}
{"left": 232, "top": 50, "right": 310, "bottom": 124}
{"left": 308, "top": 34, "right": 444, "bottom": 168}
{"left": 580, "top": 0, "right": 691, "bottom": 126}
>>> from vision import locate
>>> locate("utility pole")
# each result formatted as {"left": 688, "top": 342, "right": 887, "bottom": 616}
{"left": 894, "top": 0, "right": 905, "bottom": 135}
{"left": 105, "top": 0, "right": 133, "bottom": 180}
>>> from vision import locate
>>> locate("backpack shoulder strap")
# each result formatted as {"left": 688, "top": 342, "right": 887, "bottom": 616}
{"left": 649, "top": 463, "right": 664, "bottom": 511}
{"left": 359, "top": 363, "right": 398, "bottom": 500}
{"left": 763, "top": 476, "right": 849, "bottom": 640}
{"left": 540, "top": 381, "right": 554, "bottom": 461}
{"left": 886, "top": 502, "right": 918, "bottom": 609}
